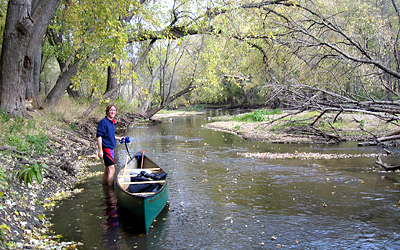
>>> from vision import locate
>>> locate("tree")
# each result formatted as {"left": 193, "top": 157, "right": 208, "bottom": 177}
{"left": 0, "top": 0, "right": 61, "bottom": 117}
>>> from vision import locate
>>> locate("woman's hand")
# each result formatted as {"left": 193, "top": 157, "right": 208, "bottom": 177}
{"left": 98, "top": 150, "right": 103, "bottom": 159}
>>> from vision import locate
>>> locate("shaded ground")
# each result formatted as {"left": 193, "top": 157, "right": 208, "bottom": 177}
{"left": 0, "top": 114, "right": 101, "bottom": 249}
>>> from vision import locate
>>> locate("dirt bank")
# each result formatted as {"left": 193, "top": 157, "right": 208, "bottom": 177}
{"left": 0, "top": 113, "right": 103, "bottom": 249}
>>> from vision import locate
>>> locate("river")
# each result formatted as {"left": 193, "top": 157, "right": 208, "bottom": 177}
{"left": 50, "top": 110, "right": 400, "bottom": 249}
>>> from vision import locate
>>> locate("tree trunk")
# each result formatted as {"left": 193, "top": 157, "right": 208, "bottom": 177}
{"left": 43, "top": 60, "right": 80, "bottom": 107}
{"left": 140, "top": 85, "right": 193, "bottom": 118}
{"left": 0, "top": 0, "right": 61, "bottom": 117}
{"left": 32, "top": 46, "right": 41, "bottom": 108}
{"left": 141, "top": 66, "right": 160, "bottom": 113}
{"left": 106, "top": 57, "right": 119, "bottom": 99}
{"left": 66, "top": 85, "right": 80, "bottom": 99}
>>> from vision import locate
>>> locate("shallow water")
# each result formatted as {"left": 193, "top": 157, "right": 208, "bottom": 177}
{"left": 50, "top": 111, "right": 400, "bottom": 249}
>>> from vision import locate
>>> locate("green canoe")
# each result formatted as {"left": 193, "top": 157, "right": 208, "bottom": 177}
{"left": 115, "top": 152, "right": 169, "bottom": 234}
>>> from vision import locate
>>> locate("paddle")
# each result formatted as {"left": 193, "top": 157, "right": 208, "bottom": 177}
{"left": 141, "top": 150, "right": 145, "bottom": 169}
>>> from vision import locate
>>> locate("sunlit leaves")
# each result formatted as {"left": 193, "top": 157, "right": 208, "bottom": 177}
{"left": 46, "top": 0, "right": 149, "bottom": 99}
{"left": 0, "top": 1, "right": 8, "bottom": 52}
{"left": 38, "top": 0, "right": 400, "bottom": 111}
{"left": 0, "top": 223, "right": 10, "bottom": 241}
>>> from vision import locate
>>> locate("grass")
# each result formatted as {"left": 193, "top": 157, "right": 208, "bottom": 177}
{"left": 0, "top": 98, "right": 108, "bottom": 187}
{"left": 44, "top": 96, "right": 139, "bottom": 123}
{"left": 234, "top": 109, "right": 283, "bottom": 122}
{"left": 45, "top": 97, "right": 101, "bottom": 122}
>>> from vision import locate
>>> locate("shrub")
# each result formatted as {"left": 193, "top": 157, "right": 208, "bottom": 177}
{"left": 252, "top": 110, "right": 265, "bottom": 122}
{"left": 17, "top": 162, "right": 48, "bottom": 185}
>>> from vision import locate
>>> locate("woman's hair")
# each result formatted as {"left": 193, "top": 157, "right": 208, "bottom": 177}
{"left": 106, "top": 104, "right": 117, "bottom": 115}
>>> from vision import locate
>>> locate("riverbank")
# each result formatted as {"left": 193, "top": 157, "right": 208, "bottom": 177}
{"left": 202, "top": 111, "right": 399, "bottom": 143}
{"left": 0, "top": 110, "right": 102, "bottom": 249}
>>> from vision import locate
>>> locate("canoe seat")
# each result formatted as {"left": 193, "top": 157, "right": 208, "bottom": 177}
{"left": 129, "top": 192, "right": 156, "bottom": 195}
{"left": 121, "top": 180, "right": 165, "bottom": 185}
{"left": 126, "top": 168, "right": 161, "bottom": 172}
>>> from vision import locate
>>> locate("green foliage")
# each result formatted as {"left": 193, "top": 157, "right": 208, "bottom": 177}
{"left": 114, "top": 97, "right": 139, "bottom": 114}
{"left": 5, "top": 132, "right": 49, "bottom": 156}
{"left": 359, "top": 119, "right": 365, "bottom": 129}
{"left": 234, "top": 109, "right": 282, "bottom": 122}
{"left": 17, "top": 162, "right": 48, "bottom": 185}
{"left": 235, "top": 110, "right": 264, "bottom": 122}
{"left": 0, "top": 108, "right": 9, "bottom": 122}
{"left": 25, "top": 134, "right": 49, "bottom": 156}
{"left": 5, "top": 134, "right": 26, "bottom": 152}
{"left": 272, "top": 109, "right": 283, "bottom": 115}
{"left": 234, "top": 113, "right": 254, "bottom": 122}
{"left": 8, "top": 117, "right": 25, "bottom": 133}
{"left": 46, "top": 0, "right": 152, "bottom": 104}
{"left": 252, "top": 110, "right": 265, "bottom": 122}
{"left": 2, "top": 117, "right": 50, "bottom": 156}
{"left": 26, "top": 119, "right": 35, "bottom": 130}
{"left": 0, "top": 1, "right": 8, "bottom": 52}
{"left": 69, "top": 123, "right": 77, "bottom": 131}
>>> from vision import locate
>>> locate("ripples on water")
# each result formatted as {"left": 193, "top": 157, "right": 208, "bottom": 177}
{"left": 50, "top": 111, "right": 400, "bottom": 249}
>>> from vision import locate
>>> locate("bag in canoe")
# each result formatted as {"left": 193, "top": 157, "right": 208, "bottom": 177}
{"left": 127, "top": 171, "right": 167, "bottom": 193}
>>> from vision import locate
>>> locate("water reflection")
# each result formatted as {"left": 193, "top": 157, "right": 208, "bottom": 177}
{"left": 101, "top": 186, "right": 120, "bottom": 248}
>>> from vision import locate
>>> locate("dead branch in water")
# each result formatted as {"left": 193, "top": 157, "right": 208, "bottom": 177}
{"left": 286, "top": 125, "right": 341, "bottom": 142}
{"left": 376, "top": 156, "right": 400, "bottom": 171}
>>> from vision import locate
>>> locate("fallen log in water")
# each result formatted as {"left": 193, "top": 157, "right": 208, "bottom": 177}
{"left": 357, "top": 141, "right": 379, "bottom": 146}
{"left": 377, "top": 134, "right": 400, "bottom": 143}
{"left": 358, "top": 132, "right": 400, "bottom": 147}
{"left": 375, "top": 156, "right": 400, "bottom": 171}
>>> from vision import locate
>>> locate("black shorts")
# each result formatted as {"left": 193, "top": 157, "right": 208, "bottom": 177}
{"left": 103, "top": 148, "right": 115, "bottom": 167}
